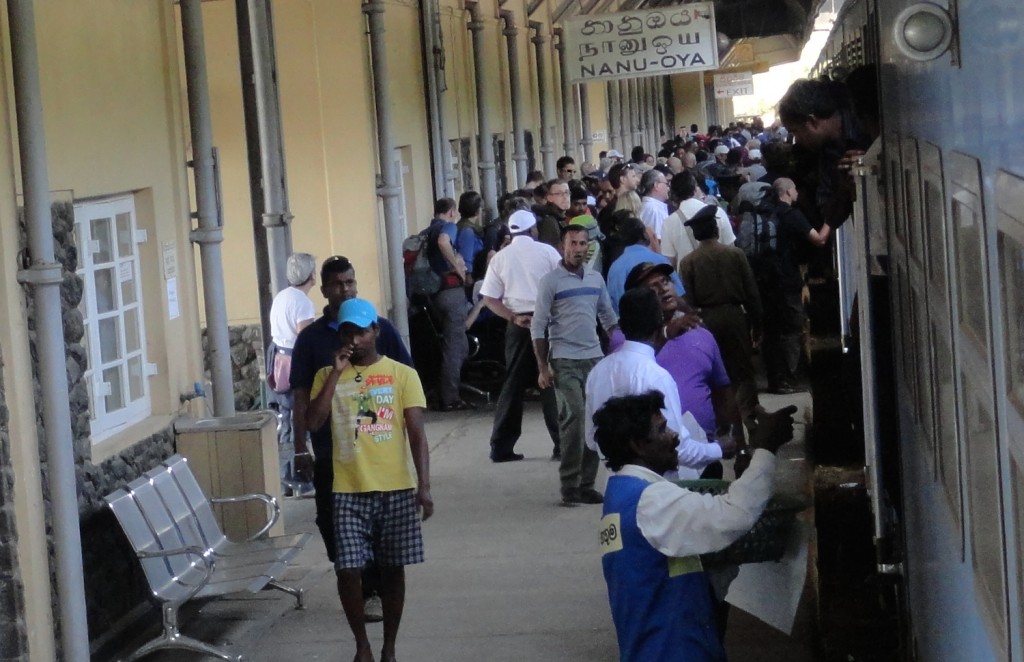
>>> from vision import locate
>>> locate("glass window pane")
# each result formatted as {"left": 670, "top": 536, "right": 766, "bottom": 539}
{"left": 103, "top": 366, "right": 124, "bottom": 413}
{"left": 120, "top": 263, "right": 136, "bottom": 305}
{"left": 127, "top": 356, "right": 144, "bottom": 402}
{"left": 91, "top": 216, "right": 114, "bottom": 264}
{"left": 94, "top": 268, "right": 117, "bottom": 314}
{"left": 124, "top": 307, "right": 140, "bottom": 353}
{"left": 924, "top": 179, "right": 946, "bottom": 287}
{"left": 1000, "top": 232, "right": 1024, "bottom": 414}
{"left": 1013, "top": 457, "right": 1024, "bottom": 629}
{"left": 954, "top": 196, "right": 989, "bottom": 349}
{"left": 98, "top": 316, "right": 121, "bottom": 364}
{"left": 116, "top": 212, "right": 133, "bottom": 257}
{"left": 962, "top": 374, "right": 1007, "bottom": 646}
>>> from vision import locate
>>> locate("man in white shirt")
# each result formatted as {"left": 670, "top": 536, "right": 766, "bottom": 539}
{"left": 585, "top": 288, "right": 735, "bottom": 479}
{"left": 480, "top": 210, "right": 562, "bottom": 462}
{"left": 638, "top": 168, "right": 670, "bottom": 248}
{"left": 660, "top": 170, "right": 737, "bottom": 271}
{"left": 594, "top": 391, "right": 797, "bottom": 662}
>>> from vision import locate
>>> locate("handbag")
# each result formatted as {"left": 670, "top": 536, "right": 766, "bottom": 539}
{"left": 268, "top": 347, "right": 293, "bottom": 394}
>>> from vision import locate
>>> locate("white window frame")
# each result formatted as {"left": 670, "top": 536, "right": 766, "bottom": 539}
{"left": 74, "top": 196, "right": 151, "bottom": 442}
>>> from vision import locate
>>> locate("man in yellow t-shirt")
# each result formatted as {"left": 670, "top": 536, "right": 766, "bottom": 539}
{"left": 307, "top": 298, "right": 432, "bottom": 662}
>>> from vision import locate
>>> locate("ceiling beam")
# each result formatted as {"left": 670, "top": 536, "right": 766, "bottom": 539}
{"left": 551, "top": 0, "right": 578, "bottom": 24}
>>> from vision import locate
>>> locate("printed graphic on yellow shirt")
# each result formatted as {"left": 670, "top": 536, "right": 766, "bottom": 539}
{"left": 331, "top": 374, "right": 397, "bottom": 462}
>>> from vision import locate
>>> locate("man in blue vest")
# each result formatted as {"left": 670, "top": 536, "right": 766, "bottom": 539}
{"left": 593, "top": 391, "right": 797, "bottom": 661}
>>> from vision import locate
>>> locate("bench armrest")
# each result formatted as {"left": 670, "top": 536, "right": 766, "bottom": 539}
{"left": 137, "top": 545, "right": 216, "bottom": 602}
{"left": 210, "top": 493, "right": 280, "bottom": 541}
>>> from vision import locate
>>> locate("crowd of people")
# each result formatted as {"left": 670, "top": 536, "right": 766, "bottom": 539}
{"left": 262, "top": 72, "right": 876, "bottom": 661}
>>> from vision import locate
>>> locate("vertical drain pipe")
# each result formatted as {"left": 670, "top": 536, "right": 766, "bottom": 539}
{"left": 554, "top": 29, "right": 576, "bottom": 159}
{"left": 364, "top": 1, "right": 410, "bottom": 340}
{"left": 607, "top": 80, "right": 620, "bottom": 153}
{"left": 466, "top": 3, "right": 497, "bottom": 219}
{"left": 181, "top": 0, "right": 236, "bottom": 417}
{"left": 618, "top": 80, "right": 630, "bottom": 152}
{"left": 7, "top": 2, "right": 89, "bottom": 657}
{"left": 501, "top": 11, "right": 528, "bottom": 189}
{"left": 423, "top": 0, "right": 450, "bottom": 200}
{"left": 530, "top": 22, "right": 556, "bottom": 178}
{"left": 579, "top": 83, "right": 593, "bottom": 164}
{"left": 248, "top": 0, "right": 291, "bottom": 296}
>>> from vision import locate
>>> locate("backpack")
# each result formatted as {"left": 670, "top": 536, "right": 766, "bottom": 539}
{"left": 734, "top": 182, "right": 780, "bottom": 258}
{"left": 402, "top": 227, "right": 442, "bottom": 297}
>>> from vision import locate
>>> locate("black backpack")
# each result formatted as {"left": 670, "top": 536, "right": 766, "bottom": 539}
{"left": 734, "top": 182, "right": 780, "bottom": 258}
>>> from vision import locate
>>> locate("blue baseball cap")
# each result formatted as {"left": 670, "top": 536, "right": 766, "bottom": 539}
{"left": 337, "top": 298, "right": 377, "bottom": 328}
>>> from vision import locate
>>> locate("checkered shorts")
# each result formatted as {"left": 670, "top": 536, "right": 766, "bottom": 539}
{"left": 333, "top": 490, "right": 425, "bottom": 570}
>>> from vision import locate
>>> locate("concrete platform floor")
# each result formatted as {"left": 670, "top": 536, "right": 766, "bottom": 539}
{"left": 104, "top": 392, "right": 815, "bottom": 662}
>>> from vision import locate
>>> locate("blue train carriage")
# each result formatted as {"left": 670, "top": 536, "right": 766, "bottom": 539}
{"left": 818, "top": 0, "right": 1024, "bottom": 660}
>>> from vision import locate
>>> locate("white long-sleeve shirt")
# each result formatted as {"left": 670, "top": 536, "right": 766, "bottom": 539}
{"left": 617, "top": 449, "right": 776, "bottom": 557}
{"left": 584, "top": 340, "right": 723, "bottom": 478}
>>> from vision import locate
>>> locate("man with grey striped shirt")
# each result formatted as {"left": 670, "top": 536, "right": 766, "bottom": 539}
{"left": 532, "top": 224, "right": 619, "bottom": 506}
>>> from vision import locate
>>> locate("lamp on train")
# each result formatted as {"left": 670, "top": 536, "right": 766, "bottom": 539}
{"left": 893, "top": 2, "right": 955, "bottom": 61}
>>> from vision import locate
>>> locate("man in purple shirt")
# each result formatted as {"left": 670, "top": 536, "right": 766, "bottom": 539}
{"left": 625, "top": 262, "right": 748, "bottom": 477}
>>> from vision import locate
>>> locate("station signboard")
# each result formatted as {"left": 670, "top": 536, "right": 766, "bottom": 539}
{"left": 713, "top": 71, "right": 754, "bottom": 98}
{"left": 564, "top": 4, "right": 719, "bottom": 84}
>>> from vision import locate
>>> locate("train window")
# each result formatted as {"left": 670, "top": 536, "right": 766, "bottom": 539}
{"left": 949, "top": 153, "right": 989, "bottom": 354}
{"left": 910, "top": 284, "right": 932, "bottom": 440}
{"left": 932, "top": 319, "right": 962, "bottom": 545}
{"left": 886, "top": 134, "right": 907, "bottom": 247}
{"left": 902, "top": 139, "right": 924, "bottom": 266}
{"left": 920, "top": 143, "right": 947, "bottom": 289}
{"left": 961, "top": 376, "right": 1008, "bottom": 652}
{"left": 996, "top": 170, "right": 1024, "bottom": 418}
{"left": 894, "top": 264, "right": 918, "bottom": 417}
{"left": 1012, "top": 456, "right": 1024, "bottom": 642}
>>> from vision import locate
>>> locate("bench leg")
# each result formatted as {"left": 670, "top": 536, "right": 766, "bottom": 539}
{"left": 121, "top": 604, "right": 242, "bottom": 662}
{"left": 266, "top": 579, "right": 305, "bottom": 609}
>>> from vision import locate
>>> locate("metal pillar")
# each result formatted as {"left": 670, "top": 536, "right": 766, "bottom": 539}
{"left": 646, "top": 78, "right": 658, "bottom": 153}
{"left": 7, "top": 2, "right": 89, "bottom": 657}
{"left": 501, "top": 12, "right": 528, "bottom": 189}
{"left": 579, "top": 83, "right": 593, "bottom": 164}
{"left": 364, "top": 1, "right": 410, "bottom": 340}
{"left": 181, "top": 0, "right": 235, "bottom": 417}
{"left": 247, "top": 0, "right": 291, "bottom": 297}
{"left": 423, "top": 0, "right": 451, "bottom": 199}
{"left": 467, "top": 3, "right": 497, "bottom": 218}
{"left": 630, "top": 78, "right": 643, "bottom": 148}
{"left": 234, "top": 0, "right": 273, "bottom": 350}
{"left": 531, "top": 22, "right": 556, "bottom": 178}
{"left": 621, "top": 79, "right": 634, "bottom": 154}
{"left": 607, "top": 80, "right": 620, "bottom": 152}
{"left": 617, "top": 79, "right": 629, "bottom": 152}
{"left": 554, "top": 30, "right": 576, "bottom": 159}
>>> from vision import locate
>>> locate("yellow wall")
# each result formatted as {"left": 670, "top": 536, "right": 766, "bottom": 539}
{"left": 202, "top": 0, "right": 385, "bottom": 323}
{"left": 671, "top": 72, "right": 708, "bottom": 132}
{"left": 585, "top": 80, "right": 609, "bottom": 163}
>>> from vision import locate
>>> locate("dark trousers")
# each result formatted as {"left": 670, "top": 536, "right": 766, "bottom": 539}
{"left": 313, "top": 455, "right": 380, "bottom": 599}
{"left": 762, "top": 287, "right": 805, "bottom": 386}
{"left": 489, "top": 323, "right": 560, "bottom": 457}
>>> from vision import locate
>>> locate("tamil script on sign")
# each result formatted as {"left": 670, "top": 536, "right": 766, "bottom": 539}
{"left": 564, "top": 4, "right": 719, "bottom": 84}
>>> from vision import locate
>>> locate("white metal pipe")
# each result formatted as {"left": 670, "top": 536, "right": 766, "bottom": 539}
{"left": 630, "top": 78, "right": 643, "bottom": 147}
{"left": 247, "top": 0, "right": 291, "bottom": 296}
{"left": 607, "top": 80, "right": 621, "bottom": 152}
{"left": 579, "top": 83, "right": 593, "bottom": 164}
{"left": 618, "top": 79, "right": 629, "bottom": 151}
{"left": 621, "top": 79, "right": 634, "bottom": 154}
{"left": 531, "top": 22, "right": 556, "bottom": 178}
{"left": 7, "top": 0, "right": 89, "bottom": 657}
{"left": 501, "top": 11, "right": 528, "bottom": 189}
{"left": 363, "top": 1, "right": 411, "bottom": 340}
{"left": 467, "top": 3, "right": 497, "bottom": 217}
{"left": 555, "top": 31, "right": 576, "bottom": 159}
{"left": 181, "top": 0, "right": 236, "bottom": 417}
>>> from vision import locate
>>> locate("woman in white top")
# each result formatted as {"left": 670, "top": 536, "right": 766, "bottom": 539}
{"left": 269, "top": 253, "right": 317, "bottom": 495}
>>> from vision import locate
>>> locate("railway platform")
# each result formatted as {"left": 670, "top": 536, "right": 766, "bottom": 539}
{"left": 101, "top": 393, "right": 815, "bottom": 661}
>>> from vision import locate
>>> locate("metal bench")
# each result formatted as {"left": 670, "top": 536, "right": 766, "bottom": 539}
{"left": 105, "top": 454, "right": 311, "bottom": 661}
